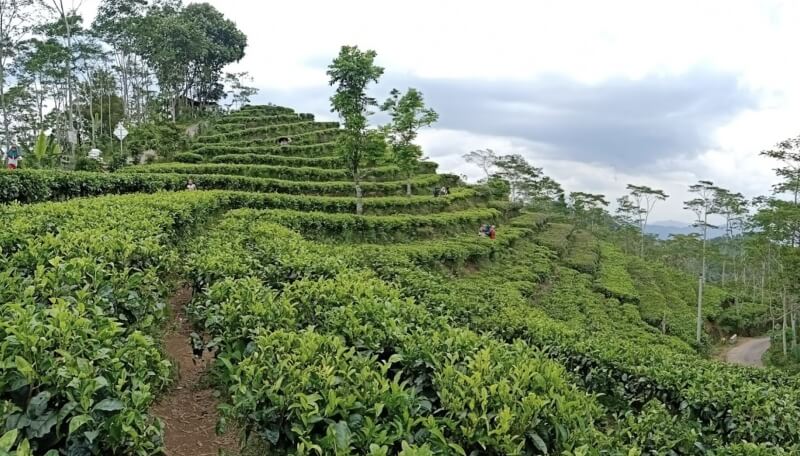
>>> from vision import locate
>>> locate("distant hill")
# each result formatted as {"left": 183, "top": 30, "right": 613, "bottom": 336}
{"left": 646, "top": 220, "right": 727, "bottom": 239}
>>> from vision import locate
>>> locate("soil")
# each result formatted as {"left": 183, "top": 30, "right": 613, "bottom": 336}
{"left": 150, "top": 285, "right": 241, "bottom": 456}
{"left": 725, "top": 336, "right": 771, "bottom": 368}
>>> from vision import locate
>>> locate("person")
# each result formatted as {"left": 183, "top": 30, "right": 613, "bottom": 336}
{"left": 478, "top": 224, "right": 489, "bottom": 237}
{"left": 278, "top": 137, "right": 291, "bottom": 146}
{"left": 433, "top": 187, "right": 440, "bottom": 197}
{"left": 6, "top": 145, "right": 20, "bottom": 170}
{"left": 439, "top": 186, "right": 448, "bottom": 196}
{"left": 186, "top": 179, "right": 197, "bottom": 191}
{"left": 489, "top": 225, "right": 497, "bottom": 240}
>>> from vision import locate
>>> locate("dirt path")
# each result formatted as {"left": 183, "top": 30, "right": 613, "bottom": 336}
{"left": 151, "top": 285, "right": 240, "bottom": 456}
{"left": 725, "top": 337, "right": 771, "bottom": 368}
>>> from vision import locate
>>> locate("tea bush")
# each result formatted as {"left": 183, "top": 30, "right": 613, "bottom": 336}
{"left": 122, "top": 162, "right": 437, "bottom": 183}
{"left": 193, "top": 142, "right": 337, "bottom": 158}
{"left": 173, "top": 152, "right": 205, "bottom": 163}
{"left": 195, "top": 121, "right": 340, "bottom": 144}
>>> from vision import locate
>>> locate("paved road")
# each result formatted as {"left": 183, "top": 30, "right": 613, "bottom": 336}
{"left": 726, "top": 337, "right": 771, "bottom": 367}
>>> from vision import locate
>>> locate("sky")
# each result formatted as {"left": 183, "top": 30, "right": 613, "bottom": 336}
{"left": 79, "top": 0, "right": 800, "bottom": 222}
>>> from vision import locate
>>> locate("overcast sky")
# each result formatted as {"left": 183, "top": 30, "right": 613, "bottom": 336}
{"left": 81, "top": 0, "right": 800, "bottom": 222}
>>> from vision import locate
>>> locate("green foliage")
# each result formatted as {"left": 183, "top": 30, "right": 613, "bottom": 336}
{"left": 327, "top": 45, "right": 385, "bottom": 212}
{"left": 173, "top": 152, "right": 204, "bottom": 163}
{"left": 595, "top": 242, "right": 639, "bottom": 303}
{"left": 126, "top": 123, "right": 187, "bottom": 159}
{"left": 564, "top": 229, "right": 599, "bottom": 273}
{"left": 195, "top": 142, "right": 338, "bottom": 158}
{"left": 223, "top": 207, "right": 501, "bottom": 243}
{"left": 0, "top": 192, "right": 239, "bottom": 453}
{"left": 213, "top": 113, "right": 311, "bottom": 128}
{"left": 74, "top": 157, "right": 103, "bottom": 171}
{"left": 122, "top": 162, "right": 436, "bottom": 183}
{"left": 6, "top": 100, "right": 800, "bottom": 455}
{"left": 196, "top": 121, "right": 339, "bottom": 144}
{"left": 22, "top": 132, "right": 61, "bottom": 169}
{"left": 533, "top": 222, "right": 573, "bottom": 256}
{"left": 191, "top": 128, "right": 342, "bottom": 151}
{"left": 137, "top": 2, "right": 247, "bottom": 118}
{"left": 381, "top": 88, "right": 438, "bottom": 192}
{"left": 185, "top": 215, "right": 608, "bottom": 454}
{"left": 209, "top": 152, "right": 342, "bottom": 168}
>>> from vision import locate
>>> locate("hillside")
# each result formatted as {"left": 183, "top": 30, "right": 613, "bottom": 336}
{"left": 0, "top": 105, "right": 793, "bottom": 455}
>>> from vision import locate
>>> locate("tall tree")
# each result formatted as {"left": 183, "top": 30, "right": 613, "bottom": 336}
{"left": 40, "top": 0, "right": 81, "bottom": 157}
{"left": 463, "top": 148, "right": 497, "bottom": 180}
{"left": 223, "top": 71, "right": 257, "bottom": 111}
{"left": 0, "top": 0, "right": 36, "bottom": 151}
{"left": 381, "top": 87, "right": 438, "bottom": 196}
{"left": 92, "top": 0, "right": 148, "bottom": 120}
{"left": 713, "top": 187, "right": 748, "bottom": 285}
{"left": 684, "top": 180, "right": 720, "bottom": 344}
{"left": 618, "top": 184, "right": 669, "bottom": 258}
{"left": 752, "top": 198, "right": 800, "bottom": 355}
{"left": 761, "top": 136, "right": 800, "bottom": 246}
{"left": 494, "top": 154, "right": 543, "bottom": 203}
{"left": 137, "top": 2, "right": 246, "bottom": 120}
{"left": 327, "top": 45, "right": 384, "bottom": 215}
{"left": 570, "top": 191, "right": 609, "bottom": 232}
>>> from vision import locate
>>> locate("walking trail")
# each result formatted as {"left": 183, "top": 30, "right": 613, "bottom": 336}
{"left": 150, "top": 285, "right": 240, "bottom": 456}
{"left": 725, "top": 336, "right": 771, "bottom": 368}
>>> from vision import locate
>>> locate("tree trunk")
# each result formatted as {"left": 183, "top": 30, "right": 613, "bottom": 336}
{"left": 36, "top": 76, "right": 43, "bottom": 128}
{"left": 696, "top": 219, "right": 708, "bottom": 345}
{"left": 108, "top": 90, "right": 112, "bottom": 136}
{"left": 783, "top": 287, "right": 788, "bottom": 356}
{"left": 88, "top": 96, "right": 96, "bottom": 146}
{"left": 696, "top": 273, "right": 704, "bottom": 345}
{"left": 120, "top": 52, "right": 129, "bottom": 118}
{"left": 63, "top": 7, "right": 74, "bottom": 159}
{"left": 640, "top": 227, "right": 645, "bottom": 258}
{"left": 792, "top": 304, "right": 797, "bottom": 350}
{"left": 721, "top": 260, "right": 726, "bottom": 286}
{"left": 0, "top": 65, "right": 8, "bottom": 154}
{"left": 661, "top": 310, "right": 666, "bottom": 334}
{"left": 355, "top": 183, "right": 363, "bottom": 216}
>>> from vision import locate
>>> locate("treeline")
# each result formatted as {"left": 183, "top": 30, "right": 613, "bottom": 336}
{"left": 0, "top": 0, "right": 255, "bottom": 164}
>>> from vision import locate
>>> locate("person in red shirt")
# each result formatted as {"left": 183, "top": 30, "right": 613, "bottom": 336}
{"left": 489, "top": 225, "right": 496, "bottom": 240}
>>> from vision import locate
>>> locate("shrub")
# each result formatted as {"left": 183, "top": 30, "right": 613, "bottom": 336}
{"left": 173, "top": 152, "right": 204, "bottom": 163}
{"left": 127, "top": 123, "right": 187, "bottom": 160}
{"left": 74, "top": 157, "right": 103, "bottom": 172}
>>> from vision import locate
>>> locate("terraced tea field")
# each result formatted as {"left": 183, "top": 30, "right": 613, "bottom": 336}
{"left": 0, "top": 105, "right": 795, "bottom": 455}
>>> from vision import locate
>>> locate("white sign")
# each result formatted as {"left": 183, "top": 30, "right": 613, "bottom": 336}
{"left": 114, "top": 123, "right": 129, "bottom": 141}
{"left": 67, "top": 129, "right": 78, "bottom": 145}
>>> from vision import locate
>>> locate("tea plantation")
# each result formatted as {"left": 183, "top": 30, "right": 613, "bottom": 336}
{"left": 0, "top": 106, "right": 794, "bottom": 455}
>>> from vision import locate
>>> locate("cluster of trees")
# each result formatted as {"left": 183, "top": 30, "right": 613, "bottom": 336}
{"left": 326, "top": 45, "right": 439, "bottom": 214}
{"left": 0, "top": 0, "right": 255, "bottom": 166}
{"left": 325, "top": 45, "right": 571, "bottom": 216}
{"left": 576, "top": 144, "right": 800, "bottom": 354}
{"left": 462, "top": 148, "right": 565, "bottom": 207}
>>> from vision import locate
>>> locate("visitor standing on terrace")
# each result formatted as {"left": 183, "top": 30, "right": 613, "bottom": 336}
{"left": 489, "top": 225, "right": 497, "bottom": 240}
{"left": 186, "top": 179, "right": 197, "bottom": 191}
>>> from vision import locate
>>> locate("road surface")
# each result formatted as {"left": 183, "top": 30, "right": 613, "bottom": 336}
{"left": 726, "top": 337, "right": 771, "bottom": 367}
